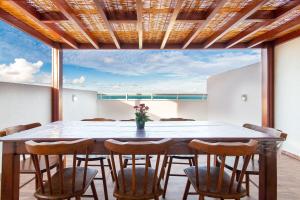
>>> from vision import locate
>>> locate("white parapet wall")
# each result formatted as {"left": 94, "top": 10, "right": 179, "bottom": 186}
{"left": 97, "top": 100, "right": 208, "bottom": 121}
{"left": 275, "top": 36, "right": 300, "bottom": 156}
{"left": 207, "top": 63, "right": 262, "bottom": 126}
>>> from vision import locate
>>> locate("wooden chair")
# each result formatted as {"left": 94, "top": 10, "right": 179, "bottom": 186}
{"left": 160, "top": 118, "right": 195, "bottom": 121}
{"left": 1, "top": 123, "right": 60, "bottom": 189}
{"left": 119, "top": 119, "right": 154, "bottom": 169}
{"left": 25, "top": 138, "right": 98, "bottom": 200}
{"left": 216, "top": 124, "right": 287, "bottom": 196}
{"left": 82, "top": 118, "right": 115, "bottom": 122}
{"left": 76, "top": 118, "right": 116, "bottom": 200}
{"left": 160, "top": 118, "right": 195, "bottom": 198}
{"left": 183, "top": 139, "right": 258, "bottom": 200}
{"left": 104, "top": 138, "right": 174, "bottom": 200}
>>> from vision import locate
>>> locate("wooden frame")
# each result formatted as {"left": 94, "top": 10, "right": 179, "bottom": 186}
{"left": 51, "top": 48, "right": 63, "bottom": 122}
{"left": 261, "top": 43, "right": 274, "bottom": 127}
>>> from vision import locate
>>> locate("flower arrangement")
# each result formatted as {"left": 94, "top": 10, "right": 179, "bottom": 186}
{"left": 133, "top": 104, "right": 150, "bottom": 129}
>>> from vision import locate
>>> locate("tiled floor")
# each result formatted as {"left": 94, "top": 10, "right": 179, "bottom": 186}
{"left": 18, "top": 154, "right": 300, "bottom": 200}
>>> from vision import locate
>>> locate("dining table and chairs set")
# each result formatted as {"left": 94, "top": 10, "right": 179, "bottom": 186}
{"left": 0, "top": 119, "right": 287, "bottom": 200}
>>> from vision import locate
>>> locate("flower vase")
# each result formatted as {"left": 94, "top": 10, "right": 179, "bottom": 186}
{"left": 136, "top": 120, "right": 145, "bottom": 129}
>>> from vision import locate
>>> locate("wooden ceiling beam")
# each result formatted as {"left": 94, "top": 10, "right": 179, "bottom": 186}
{"left": 161, "top": 0, "right": 185, "bottom": 49}
{"left": 93, "top": 0, "right": 120, "bottom": 49}
{"left": 136, "top": 0, "right": 143, "bottom": 49}
{"left": 226, "top": 2, "right": 300, "bottom": 48}
{"left": 6, "top": 0, "right": 78, "bottom": 49}
{"left": 0, "top": 8, "right": 59, "bottom": 48}
{"left": 182, "top": 0, "right": 228, "bottom": 49}
{"left": 248, "top": 15, "right": 300, "bottom": 48}
{"left": 203, "top": 0, "right": 268, "bottom": 49}
{"left": 61, "top": 42, "right": 251, "bottom": 50}
{"left": 52, "top": 0, "right": 100, "bottom": 49}
{"left": 274, "top": 29, "right": 300, "bottom": 46}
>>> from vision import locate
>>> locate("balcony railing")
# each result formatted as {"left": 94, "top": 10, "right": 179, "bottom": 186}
{"left": 97, "top": 94, "right": 208, "bottom": 101}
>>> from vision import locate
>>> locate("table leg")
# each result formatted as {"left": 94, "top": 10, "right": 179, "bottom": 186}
{"left": 259, "top": 141, "right": 277, "bottom": 200}
{"left": 1, "top": 142, "right": 20, "bottom": 200}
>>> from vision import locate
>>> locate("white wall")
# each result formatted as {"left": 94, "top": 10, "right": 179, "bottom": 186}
{"left": 97, "top": 100, "right": 207, "bottom": 121}
{"left": 275, "top": 37, "right": 300, "bottom": 156}
{"left": 0, "top": 82, "right": 51, "bottom": 129}
{"left": 207, "top": 63, "right": 262, "bottom": 126}
{"left": 63, "top": 88, "right": 98, "bottom": 121}
{"left": 0, "top": 83, "right": 99, "bottom": 129}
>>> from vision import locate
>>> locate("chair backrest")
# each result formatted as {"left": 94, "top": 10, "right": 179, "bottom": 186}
{"left": 0, "top": 130, "right": 6, "bottom": 137}
{"left": 188, "top": 139, "right": 258, "bottom": 194}
{"left": 25, "top": 139, "right": 94, "bottom": 196}
{"left": 243, "top": 124, "right": 287, "bottom": 150}
{"left": 4, "top": 122, "right": 42, "bottom": 135}
{"left": 120, "top": 119, "right": 135, "bottom": 121}
{"left": 24, "top": 122, "right": 42, "bottom": 130}
{"left": 4, "top": 125, "right": 26, "bottom": 135}
{"left": 82, "top": 118, "right": 115, "bottom": 121}
{"left": 104, "top": 138, "right": 173, "bottom": 196}
{"left": 160, "top": 118, "right": 195, "bottom": 121}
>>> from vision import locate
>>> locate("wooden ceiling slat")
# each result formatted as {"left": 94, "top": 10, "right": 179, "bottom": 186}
{"left": 52, "top": 0, "right": 100, "bottom": 49}
{"left": 248, "top": 15, "right": 300, "bottom": 48}
{"left": 226, "top": 2, "right": 300, "bottom": 48}
{"left": 6, "top": 0, "right": 78, "bottom": 49}
{"left": 93, "top": 0, "right": 120, "bottom": 49}
{"left": 0, "top": 8, "right": 59, "bottom": 48}
{"left": 182, "top": 0, "right": 228, "bottom": 49}
{"left": 203, "top": 0, "right": 268, "bottom": 49}
{"left": 136, "top": 0, "right": 143, "bottom": 49}
{"left": 160, "top": 0, "right": 185, "bottom": 49}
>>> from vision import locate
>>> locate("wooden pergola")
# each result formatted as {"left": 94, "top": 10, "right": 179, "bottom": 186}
{"left": 1, "top": 0, "right": 300, "bottom": 126}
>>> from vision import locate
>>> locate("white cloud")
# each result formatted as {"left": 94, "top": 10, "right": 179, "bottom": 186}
{"left": 0, "top": 58, "right": 43, "bottom": 83}
{"left": 64, "top": 50, "right": 260, "bottom": 78}
{"left": 72, "top": 76, "right": 85, "bottom": 85}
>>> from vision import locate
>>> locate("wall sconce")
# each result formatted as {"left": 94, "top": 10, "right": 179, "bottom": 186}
{"left": 241, "top": 94, "right": 247, "bottom": 102}
{"left": 72, "top": 94, "right": 78, "bottom": 102}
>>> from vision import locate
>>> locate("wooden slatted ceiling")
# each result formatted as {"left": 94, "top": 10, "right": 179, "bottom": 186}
{"left": 0, "top": 0, "right": 300, "bottom": 49}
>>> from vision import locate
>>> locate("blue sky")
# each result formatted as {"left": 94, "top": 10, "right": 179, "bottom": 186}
{"left": 0, "top": 21, "right": 261, "bottom": 93}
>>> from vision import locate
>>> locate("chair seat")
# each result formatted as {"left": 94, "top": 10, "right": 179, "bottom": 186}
{"left": 123, "top": 155, "right": 152, "bottom": 160}
{"left": 217, "top": 156, "right": 259, "bottom": 174}
{"left": 184, "top": 166, "right": 247, "bottom": 198}
{"left": 114, "top": 167, "right": 163, "bottom": 199}
{"left": 76, "top": 154, "right": 107, "bottom": 161}
{"left": 20, "top": 155, "right": 59, "bottom": 173}
{"left": 35, "top": 167, "right": 98, "bottom": 199}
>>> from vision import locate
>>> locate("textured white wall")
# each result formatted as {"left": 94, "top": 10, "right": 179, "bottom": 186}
{"left": 63, "top": 88, "right": 98, "bottom": 121}
{"left": 97, "top": 100, "right": 207, "bottom": 121}
{"left": 275, "top": 37, "right": 300, "bottom": 156}
{"left": 0, "top": 82, "right": 52, "bottom": 129}
{"left": 207, "top": 63, "right": 262, "bottom": 126}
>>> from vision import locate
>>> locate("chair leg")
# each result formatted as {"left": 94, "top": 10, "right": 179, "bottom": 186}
{"left": 162, "top": 156, "right": 173, "bottom": 198}
{"left": 100, "top": 159, "right": 109, "bottom": 200}
{"left": 188, "top": 158, "right": 192, "bottom": 166}
{"left": 77, "top": 160, "right": 82, "bottom": 167}
{"left": 147, "top": 156, "right": 152, "bottom": 168}
{"left": 246, "top": 174, "right": 250, "bottom": 196}
{"left": 75, "top": 196, "right": 81, "bottom": 200}
{"left": 91, "top": 180, "right": 98, "bottom": 200}
{"left": 182, "top": 179, "right": 191, "bottom": 200}
{"left": 155, "top": 196, "right": 159, "bottom": 200}
{"left": 198, "top": 195, "right": 204, "bottom": 200}
{"left": 107, "top": 158, "right": 115, "bottom": 182}
{"left": 123, "top": 159, "right": 129, "bottom": 168}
